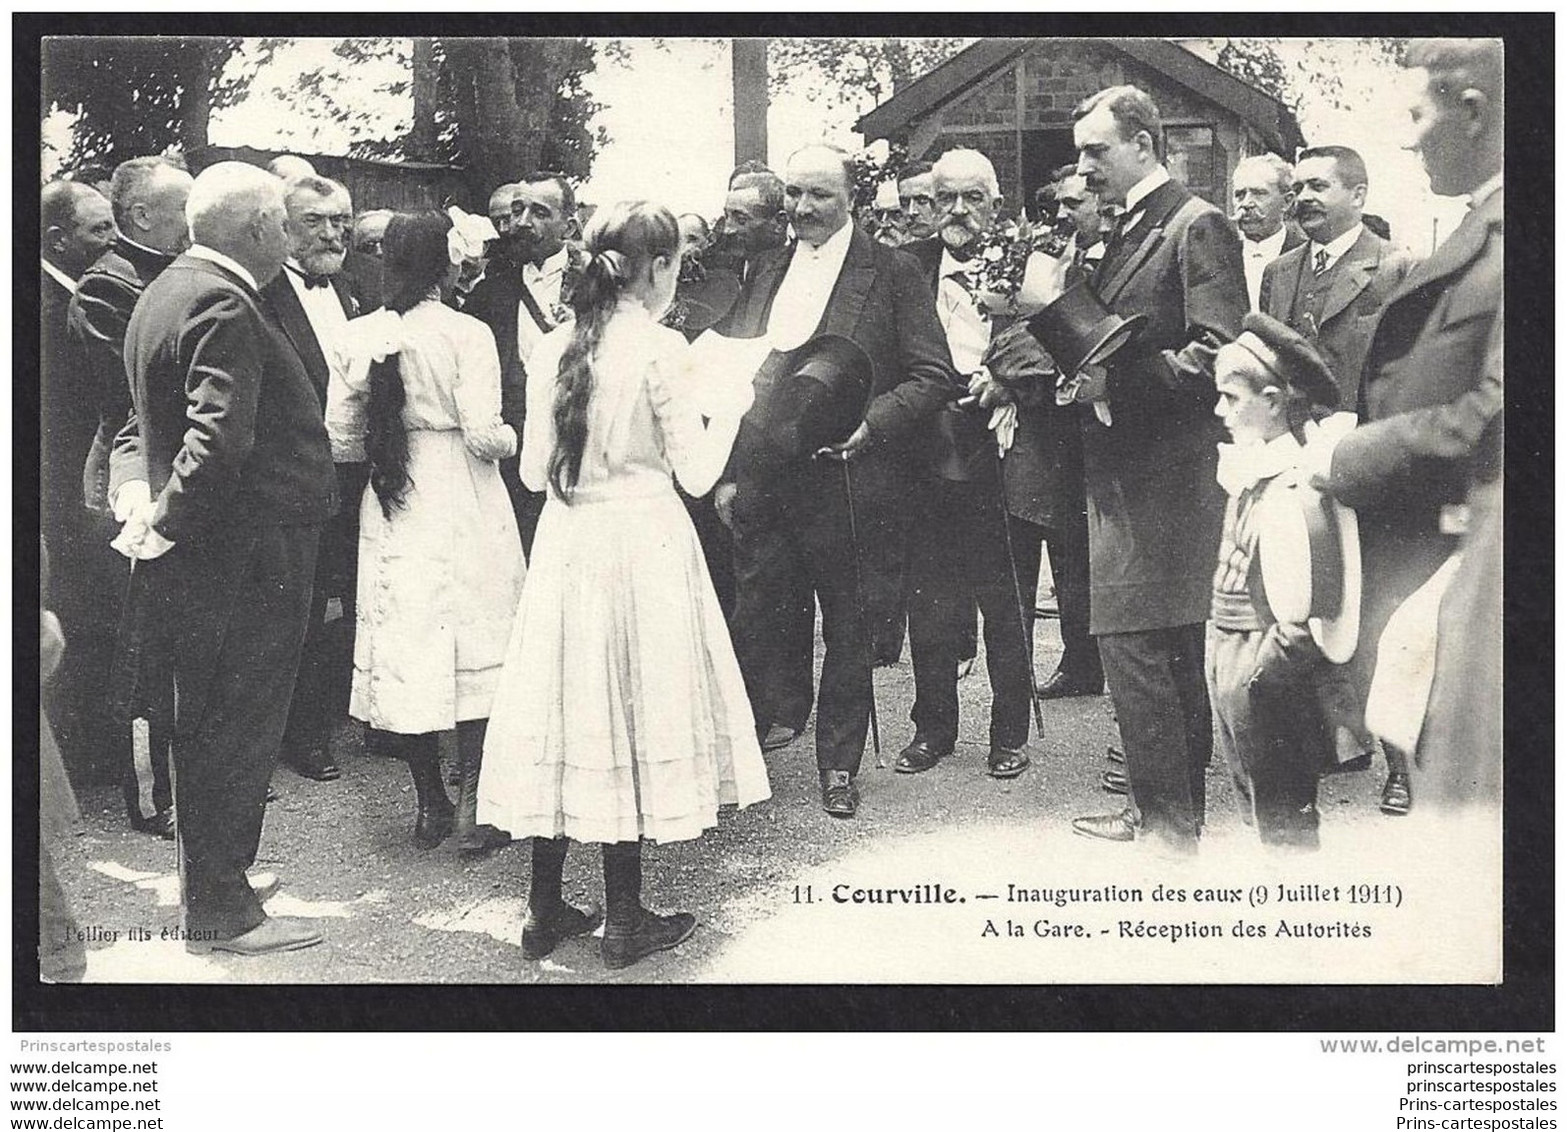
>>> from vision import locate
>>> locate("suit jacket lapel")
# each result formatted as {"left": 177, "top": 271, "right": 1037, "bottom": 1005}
{"left": 1388, "top": 189, "right": 1501, "bottom": 303}
{"left": 1319, "top": 230, "right": 1381, "bottom": 324}
{"left": 744, "top": 244, "right": 794, "bottom": 338}
{"left": 819, "top": 228, "right": 877, "bottom": 339}
{"left": 330, "top": 275, "right": 357, "bottom": 318}
{"left": 265, "top": 276, "right": 331, "bottom": 403}
{"left": 1276, "top": 247, "right": 1309, "bottom": 324}
{"left": 1097, "top": 180, "right": 1186, "bottom": 303}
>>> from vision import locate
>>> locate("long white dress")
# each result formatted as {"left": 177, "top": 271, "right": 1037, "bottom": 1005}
{"left": 477, "top": 298, "right": 770, "bottom": 844}
{"left": 326, "top": 299, "right": 526, "bottom": 735}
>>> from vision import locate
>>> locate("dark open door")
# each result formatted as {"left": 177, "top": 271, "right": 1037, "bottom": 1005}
{"left": 1020, "top": 127, "right": 1077, "bottom": 220}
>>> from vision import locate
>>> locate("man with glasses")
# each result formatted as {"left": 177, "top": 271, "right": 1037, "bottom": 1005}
{"left": 261, "top": 172, "right": 359, "bottom": 786}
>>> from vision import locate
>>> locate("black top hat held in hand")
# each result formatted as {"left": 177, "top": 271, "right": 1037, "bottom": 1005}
{"left": 760, "top": 334, "right": 876, "bottom": 462}
{"left": 1025, "top": 281, "right": 1146, "bottom": 375}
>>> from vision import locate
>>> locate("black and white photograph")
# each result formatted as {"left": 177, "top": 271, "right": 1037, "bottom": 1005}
{"left": 20, "top": 18, "right": 1543, "bottom": 1031}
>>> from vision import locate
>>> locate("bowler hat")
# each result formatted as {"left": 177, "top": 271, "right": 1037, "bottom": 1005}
{"left": 763, "top": 334, "right": 876, "bottom": 460}
{"left": 1024, "top": 281, "right": 1145, "bottom": 376}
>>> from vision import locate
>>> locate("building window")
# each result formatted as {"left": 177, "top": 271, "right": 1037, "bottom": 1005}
{"left": 1164, "top": 124, "right": 1221, "bottom": 204}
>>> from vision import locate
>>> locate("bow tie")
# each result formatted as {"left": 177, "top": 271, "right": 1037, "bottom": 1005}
{"left": 290, "top": 265, "right": 331, "bottom": 290}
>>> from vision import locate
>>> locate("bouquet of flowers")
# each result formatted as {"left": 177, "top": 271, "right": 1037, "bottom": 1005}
{"left": 961, "top": 216, "right": 1075, "bottom": 319}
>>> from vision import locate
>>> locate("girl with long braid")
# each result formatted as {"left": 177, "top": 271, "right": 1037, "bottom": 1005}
{"left": 326, "top": 209, "right": 524, "bottom": 854}
{"left": 478, "top": 200, "right": 769, "bottom": 970}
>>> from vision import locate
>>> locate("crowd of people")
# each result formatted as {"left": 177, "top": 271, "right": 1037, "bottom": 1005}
{"left": 37, "top": 38, "right": 1502, "bottom": 980}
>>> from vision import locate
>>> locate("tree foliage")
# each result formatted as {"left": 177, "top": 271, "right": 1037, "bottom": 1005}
{"left": 42, "top": 36, "right": 605, "bottom": 202}
{"left": 1208, "top": 37, "right": 1407, "bottom": 115}
{"left": 767, "top": 37, "right": 970, "bottom": 108}
{"left": 42, "top": 37, "right": 282, "bottom": 169}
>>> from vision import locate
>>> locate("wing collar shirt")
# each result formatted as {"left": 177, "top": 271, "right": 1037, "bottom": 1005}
{"left": 285, "top": 259, "right": 351, "bottom": 342}
{"left": 186, "top": 244, "right": 259, "bottom": 292}
{"left": 518, "top": 245, "right": 572, "bottom": 364}
{"left": 936, "top": 247, "right": 992, "bottom": 374}
{"left": 1310, "top": 222, "right": 1364, "bottom": 274}
{"left": 1118, "top": 164, "right": 1171, "bottom": 238}
{"left": 1468, "top": 172, "right": 1502, "bottom": 210}
{"left": 1242, "top": 225, "right": 1289, "bottom": 310}
{"left": 765, "top": 218, "right": 854, "bottom": 351}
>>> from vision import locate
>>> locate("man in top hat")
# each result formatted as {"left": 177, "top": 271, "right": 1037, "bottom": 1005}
{"left": 119, "top": 161, "right": 335, "bottom": 954}
{"left": 1302, "top": 38, "right": 1503, "bottom": 814}
{"left": 1207, "top": 312, "right": 1354, "bottom": 851}
{"left": 68, "top": 155, "right": 194, "bottom": 838}
{"left": 1231, "top": 153, "right": 1305, "bottom": 311}
{"left": 1065, "top": 85, "right": 1248, "bottom": 855}
{"left": 260, "top": 172, "right": 359, "bottom": 785}
{"left": 895, "top": 147, "right": 1075, "bottom": 780}
{"left": 1260, "top": 145, "right": 1417, "bottom": 413}
{"left": 720, "top": 143, "right": 958, "bottom": 818}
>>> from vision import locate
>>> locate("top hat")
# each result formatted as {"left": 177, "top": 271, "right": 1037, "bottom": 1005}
{"left": 1024, "top": 280, "right": 1146, "bottom": 376}
{"left": 667, "top": 267, "right": 742, "bottom": 334}
{"left": 762, "top": 333, "right": 876, "bottom": 460}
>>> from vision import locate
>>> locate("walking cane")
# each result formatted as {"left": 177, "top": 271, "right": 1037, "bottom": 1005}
{"left": 996, "top": 448, "right": 1046, "bottom": 736}
{"left": 839, "top": 458, "right": 884, "bottom": 765}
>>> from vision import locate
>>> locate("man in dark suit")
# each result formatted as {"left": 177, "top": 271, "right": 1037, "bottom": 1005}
{"left": 1261, "top": 146, "right": 1419, "bottom": 413}
{"left": 464, "top": 173, "right": 582, "bottom": 554}
{"left": 1064, "top": 86, "right": 1248, "bottom": 854}
{"left": 1231, "top": 153, "right": 1305, "bottom": 311}
{"left": 1303, "top": 39, "right": 1503, "bottom": 815}
{"left": 895, "top": 147, "right": 1069, "bottom": 780}
{"left": 720, "top": 144, "right": 959, "bottom": 817}
{"left": 67, "top": 155, "right": 193, "bottom": 838}
{"left": 40, "top": 179, "right": 116, "bottom": 778}
{"left": 261, "top": 173, "right": 359, "bottom": 784}
{"left": 119, "top": 161, "right": 336, "bottom": 955}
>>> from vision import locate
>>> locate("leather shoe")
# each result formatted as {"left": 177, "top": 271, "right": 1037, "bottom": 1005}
{"left": 414, "top": 799, "right": 456, "bottom": 849}
{"left": 187, "top": 916, "right": 323, "bottom": 956}
{"left": 129, "top": 807, "right": 176, "bottom": 840}
{"left": 247, "top": 871, "right": 281, "bottom": 905}
{"left": 1072, "top": 810, "right": 1136, "bottom": 843}
{"left": 284, "top": 747, "right": 341, "bottom": 782}
{"left": 1100, "top": 767, "right": 1128, "bottom": 795}
{"left": 761, "top": 723, "right": 802, "bottom": 752}
{"left": 1035, "top": 669, "right": 1104, "bottom": 699}
{"left": 1379, "top": 772, "right": 1412, "bottom": 816}
{"left": 602, "top": 910, "right": 697, "bottom": 970}
{"left": 821, "top": 770, "right": 859, "bottom": 818}
{"left": 894, "top": 735, "right": 951, "bottom": 774}
{"left": 1106, "top": 745, "right": 1125, "bottom": 766}
{"left": 987, "top": 745, "right": 1031, "bottom": 779}
{"left": 265, "top": 783, "right": 281, "bottom": 803}
{"left": 520, "top": 901, "right": 603, "bottom": 960}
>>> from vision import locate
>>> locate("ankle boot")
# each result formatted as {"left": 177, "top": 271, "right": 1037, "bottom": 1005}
{"left": 520, "top": 838, "right": 600, "bottom": 960}
{"left": 397, "top": 733, "right": 453, "bottom": 849}
{"left": 600, "top": 841, "right": 695, "bottom": 970}
{"left": 454, "top": 721, "right": 509, "bottom": 855}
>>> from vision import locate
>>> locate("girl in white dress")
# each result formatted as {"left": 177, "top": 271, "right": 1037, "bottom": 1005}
{"left": 478, "top": 201, "right": 769, "bottom": 969}
{"left": 327, "top": 211, "right": 524, "bottom": 854}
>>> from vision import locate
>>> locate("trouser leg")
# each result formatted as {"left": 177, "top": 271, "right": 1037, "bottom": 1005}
{"left": 1044, "top": 506, "right": 1101, "bottom": 685}
{"left": 282, "top": 549, "right": 333, "bottom": 760}
{"left": 906, "top": 486, "right": 965, "bottom": 748}
{"left": 731, "top": 502, "right": 814, "bottom": 737}
{"left": 976, "top": 507, "right": 1034, "bottom": 751}
{"left": 1097, "top": 625, "right": 1207, "bottom": 850}
{"left": 171, "top": 526, "right": 319, "bottom": 939}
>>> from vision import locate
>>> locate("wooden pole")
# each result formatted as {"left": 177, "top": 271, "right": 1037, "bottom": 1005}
{"left": 732, "top": 38, "right": 769, "bottom": 166}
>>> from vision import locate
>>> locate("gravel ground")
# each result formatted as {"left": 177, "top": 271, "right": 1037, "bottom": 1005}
{"left": 50, "top": 612, "right": 1402, "bottom": 986}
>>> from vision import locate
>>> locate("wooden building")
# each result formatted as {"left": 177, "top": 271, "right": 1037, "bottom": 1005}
{"left": 187, "top": 145, "right": 472, "bottom": 212}
{"left": 858, "top": 38, "right": 1304, "bottom": 216}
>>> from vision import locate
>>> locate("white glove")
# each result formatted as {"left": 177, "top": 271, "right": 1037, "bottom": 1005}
{"left": 111, "top": 480, "right": 152, "bottom": 524}
{"left": 988, "top": 403, "right": 1018, "bottom": 456}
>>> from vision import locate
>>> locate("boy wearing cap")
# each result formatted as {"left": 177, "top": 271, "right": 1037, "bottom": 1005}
{"left": 1207, "top": 313, "right": 1359, "bottom": 850}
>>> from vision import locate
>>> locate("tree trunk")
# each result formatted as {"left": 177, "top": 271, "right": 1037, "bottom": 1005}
{"left": 442, "top": 37, "right": 529, "bottom": 202}
{"left": 731, "top": 38, "right": 769, "bottom": 165}
{"left": 507, "top": 38, "right": 575, "bottom": 174}
{"left": 410, "top": 37, "right": 439, "bottom": 161}
{"left": 178, "top": 39, "right": 222, "bottom": 154}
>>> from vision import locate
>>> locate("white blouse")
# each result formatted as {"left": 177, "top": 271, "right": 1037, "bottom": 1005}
{"left": 326, "top": 299, "right": 517, "bottom": 465}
